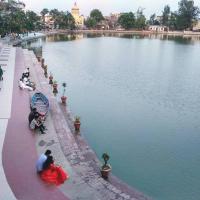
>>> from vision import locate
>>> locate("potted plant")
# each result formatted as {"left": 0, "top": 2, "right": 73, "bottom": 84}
{"left": 49, "top": 72, "right": 53, "bottom": 84}
{"left": 61, "top": 82, "right": 67, "bottom": 104}
{"left": 74, "top": 116, "right": 81, "bottom": 132}
{"left": 52, "top": 80, "right": 58, "bottom": 94}
{"left": 101, "top": 153, "right": 112, "bottom": 179}
{"left": 43, "top": 65, "right": 48, "bottom": 78}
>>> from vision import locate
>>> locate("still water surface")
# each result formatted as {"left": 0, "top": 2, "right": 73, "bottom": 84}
{"left": 25, "top": 34, "right": 200, "bottom": 200}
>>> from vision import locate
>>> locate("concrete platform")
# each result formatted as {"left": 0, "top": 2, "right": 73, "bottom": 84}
{"left": 0, "top": 44, "right": 16, "bottom": 200}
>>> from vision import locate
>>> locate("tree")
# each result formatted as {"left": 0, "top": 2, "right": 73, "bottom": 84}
{"left": 118, "top": 12, "right": 135, "bottom": 29}
{"left": 9, "top": 10, "right": 26, "bottom": 33}
{"left": 85, "top": 9, "right": 104, "bottom": 29}
{"left": 90, "top": 9, "right": 104, "bottom": 23}
{"left": 65, "top": 12, "right": 75, "bottom": 30}
{"left": 162, "top": 5, "right": 170, "bottom": 26}
{"left": 168, "top": 12, "right": 178, "bottom": 30}
{"left": 0, "top": 0, "right": 44, "bottom": 35}
{"left": 40, "top": 8, "right": 48, "bottom": 22}
{"left": 135, "top": 8, "right": 146, "bottom": 29}
{"left": 85, "top": 17, "right": 96, "bottom": 29}
{"left": 148, "top": 13, "right": 160, "bottom": 25}
{"left": 48, "top": 9, "right": 75, "bottom": 30}
{"left": 176, "top": 0, "right": 200, "bottom": 30}
{"left": 25, "top": 11, "right": 41, "bottom": 31}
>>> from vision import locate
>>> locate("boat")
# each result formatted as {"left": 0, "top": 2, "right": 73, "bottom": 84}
{"left": 30, "top": 92, "right": 49, "bottom": 116}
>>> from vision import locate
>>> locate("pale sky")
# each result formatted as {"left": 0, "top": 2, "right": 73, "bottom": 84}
{"left": 23, "top": 0, "right": 200, "bottom": 18}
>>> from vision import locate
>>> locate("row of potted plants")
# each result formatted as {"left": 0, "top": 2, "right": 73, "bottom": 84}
{"left": 49, "top": 74, "right": 67, "bottom": 104}
{"left": 48, "top": 74, "right": 112, "bottom": 179}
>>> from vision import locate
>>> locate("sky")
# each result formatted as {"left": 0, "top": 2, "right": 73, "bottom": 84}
{"left": 23, "top": 0, "right": 200, "bottom": 18}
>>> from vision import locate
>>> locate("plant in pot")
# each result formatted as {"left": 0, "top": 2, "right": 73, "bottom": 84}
{"left": 49, "top": 72, "right": 53, "bottom": 84}
{"left": 52, "top": 80, "right": 58, "bottom": 94}
{"left": 74, "top": 116, "right": 81, "bottom": 132}
{"left": 61, "top": 82, "right": 67, "bottom": 104}
{"left": 101, "top": 153, "right": 112, "bottom": 179}
{"left": 43, "top": 65, "right": 48, "bottom": 78}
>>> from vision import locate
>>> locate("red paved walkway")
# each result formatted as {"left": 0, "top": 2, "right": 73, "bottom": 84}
{"left": 2, "top": 48, "right": 69, "bottom": 200}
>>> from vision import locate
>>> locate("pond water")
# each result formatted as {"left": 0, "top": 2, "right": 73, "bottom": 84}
{"left": 23, "top": 34, "right": 200, "bottom": 200}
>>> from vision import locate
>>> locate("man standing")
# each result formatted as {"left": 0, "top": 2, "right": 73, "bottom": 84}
{"left": 36, "top": 150, "right": 52, "bottom": 173}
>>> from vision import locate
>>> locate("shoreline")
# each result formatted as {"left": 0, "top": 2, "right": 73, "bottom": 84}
{"left": 32, "top": 50, "right": 151, "bottom": 199}
{"left": 43, "top": 29, "right": 200, "bottom": 36}
{"left": 9, "top": 29, "right": 200, "bottom": 46}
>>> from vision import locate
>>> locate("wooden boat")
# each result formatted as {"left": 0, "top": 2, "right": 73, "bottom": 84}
{"left": 30, "top": 92, "right": 49, "bottom": 116}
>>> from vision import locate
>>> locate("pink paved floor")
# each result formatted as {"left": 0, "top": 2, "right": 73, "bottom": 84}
{"left": 2, "top": 48, "right": 69, "bottom": 200}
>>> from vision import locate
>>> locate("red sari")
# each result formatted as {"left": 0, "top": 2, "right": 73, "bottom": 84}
{"left": 40, "top": 164, "right": 69, "bottom": 186}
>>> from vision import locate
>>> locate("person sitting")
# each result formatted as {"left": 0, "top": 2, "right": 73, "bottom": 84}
{"left": 36, "top": 149, "right": 52, "bottom": 173}
{"left": 30, "top": 114, "right": 46, "bottom": 134}
{"left": 24, "top": 68, "right": 30, "bottom": 78}
{"left": 28, "top": 108, "right": 39, "bottom": 124}
{"left": 19, "top": 78, "right": 33, "bottom": 91}
{"left": 39, "top": 155, "right": 69, "bottom": 186}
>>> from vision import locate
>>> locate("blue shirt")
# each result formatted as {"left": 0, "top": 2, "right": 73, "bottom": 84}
{"left": 36, "top": 154, "right": 47, "bottom": 172}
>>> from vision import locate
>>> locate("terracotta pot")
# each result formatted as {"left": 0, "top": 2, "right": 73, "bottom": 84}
{"left": 53, "top": 83, "right": 57, "bottom": 89}
{"left": 101, "top": 165, "right": 112, "bottom": 179}
{"left": 74, "top": 121, "right": 81, "bottom": 131}
{"left": 61, "top": 96, "right": 67, "bottom": 104}
{"left": 49, "top": 76, "right": 53, "bottom": 84}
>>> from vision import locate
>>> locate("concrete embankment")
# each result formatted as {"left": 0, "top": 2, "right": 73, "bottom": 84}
{"left": 9, "top": 29, "right": 200, "bottom": 47}
{"left": 0, "top": 41, "right": 152, "bottom": 199}
{"left": 25, "top": 48, "right": 151, "bottom": 199}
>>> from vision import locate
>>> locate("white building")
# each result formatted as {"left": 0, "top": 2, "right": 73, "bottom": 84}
{"left": 148, "top": 25, "right": 169, "bottom": 32}
{"left": 193, "top": 20, "right": 200, "bottom": 31}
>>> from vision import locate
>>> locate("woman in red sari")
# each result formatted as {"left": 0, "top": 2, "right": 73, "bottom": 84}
{"left": 40, "top": 156, "right": 69, "bottom": 186}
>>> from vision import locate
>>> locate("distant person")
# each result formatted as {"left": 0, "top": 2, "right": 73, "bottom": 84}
{"left": 30, "top": 114, "right": 46, "bottom": 134}
{"left": 28, "top": 108, "right": 39, "bottom": 124}
{"left": 39, "top": 155, "right": 69, "bottom": 186}
{"left": 36, "top": 149, "right": 52, "bottom": 173}
{"left": 19, "top": 78, "right": 33, "bottom": 91}
{"left": 24, "top": 68, "right": 30, "bottom": 78}
{"left": 0, "top": 65, "right": 3, "bottom": 81}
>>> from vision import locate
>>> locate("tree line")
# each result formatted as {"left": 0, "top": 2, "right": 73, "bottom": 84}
{"left": 118, "top": 0, "right": 200, "bottom": 30}
{"left": 86, "top": 0, "right": 200, "bottom": 31}
{"left": 0, "top": 0, "right": 200, "bottom": 36}
{"left": 0, "top": 1, "right": 75, "bottom": 36}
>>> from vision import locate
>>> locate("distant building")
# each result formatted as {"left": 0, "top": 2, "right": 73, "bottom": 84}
{"left": 44, "top": 15, "right": 54, "bottom": 29}
{"left": 156, "top": 16, "right": 163, "bottom": 24}
{"left": 193, "top": 20, "right": 200, "bottom": 31}
{"left": 104, "top": 13, "right": 121, "bottom": 29}
{"left": 71, "top": 2, "right": 84, "bottom": 28}
{"left": 148, "top": 25, "right": 169, "bottom": 32}
{"left": 96, "top": 20, "right": 109, "bottom": 30}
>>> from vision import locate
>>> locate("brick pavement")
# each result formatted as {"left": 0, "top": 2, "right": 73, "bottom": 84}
{"left": 2, "top": 48, "right": 69, "bottom": 200}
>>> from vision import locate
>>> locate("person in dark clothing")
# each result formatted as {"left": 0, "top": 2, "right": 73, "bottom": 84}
{"left": 28, "top": 108, "right": 39, "bottom": 124}
{"left": 0, "top": 65, "right": 3, "bottom": 81}
{"left": 30, "top": 114, "right": 46, "bottom": 134}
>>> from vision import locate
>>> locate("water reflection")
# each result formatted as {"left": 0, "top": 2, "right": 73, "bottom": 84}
{"left": 22, "top": 33, "right": 200, "bottom": 53}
